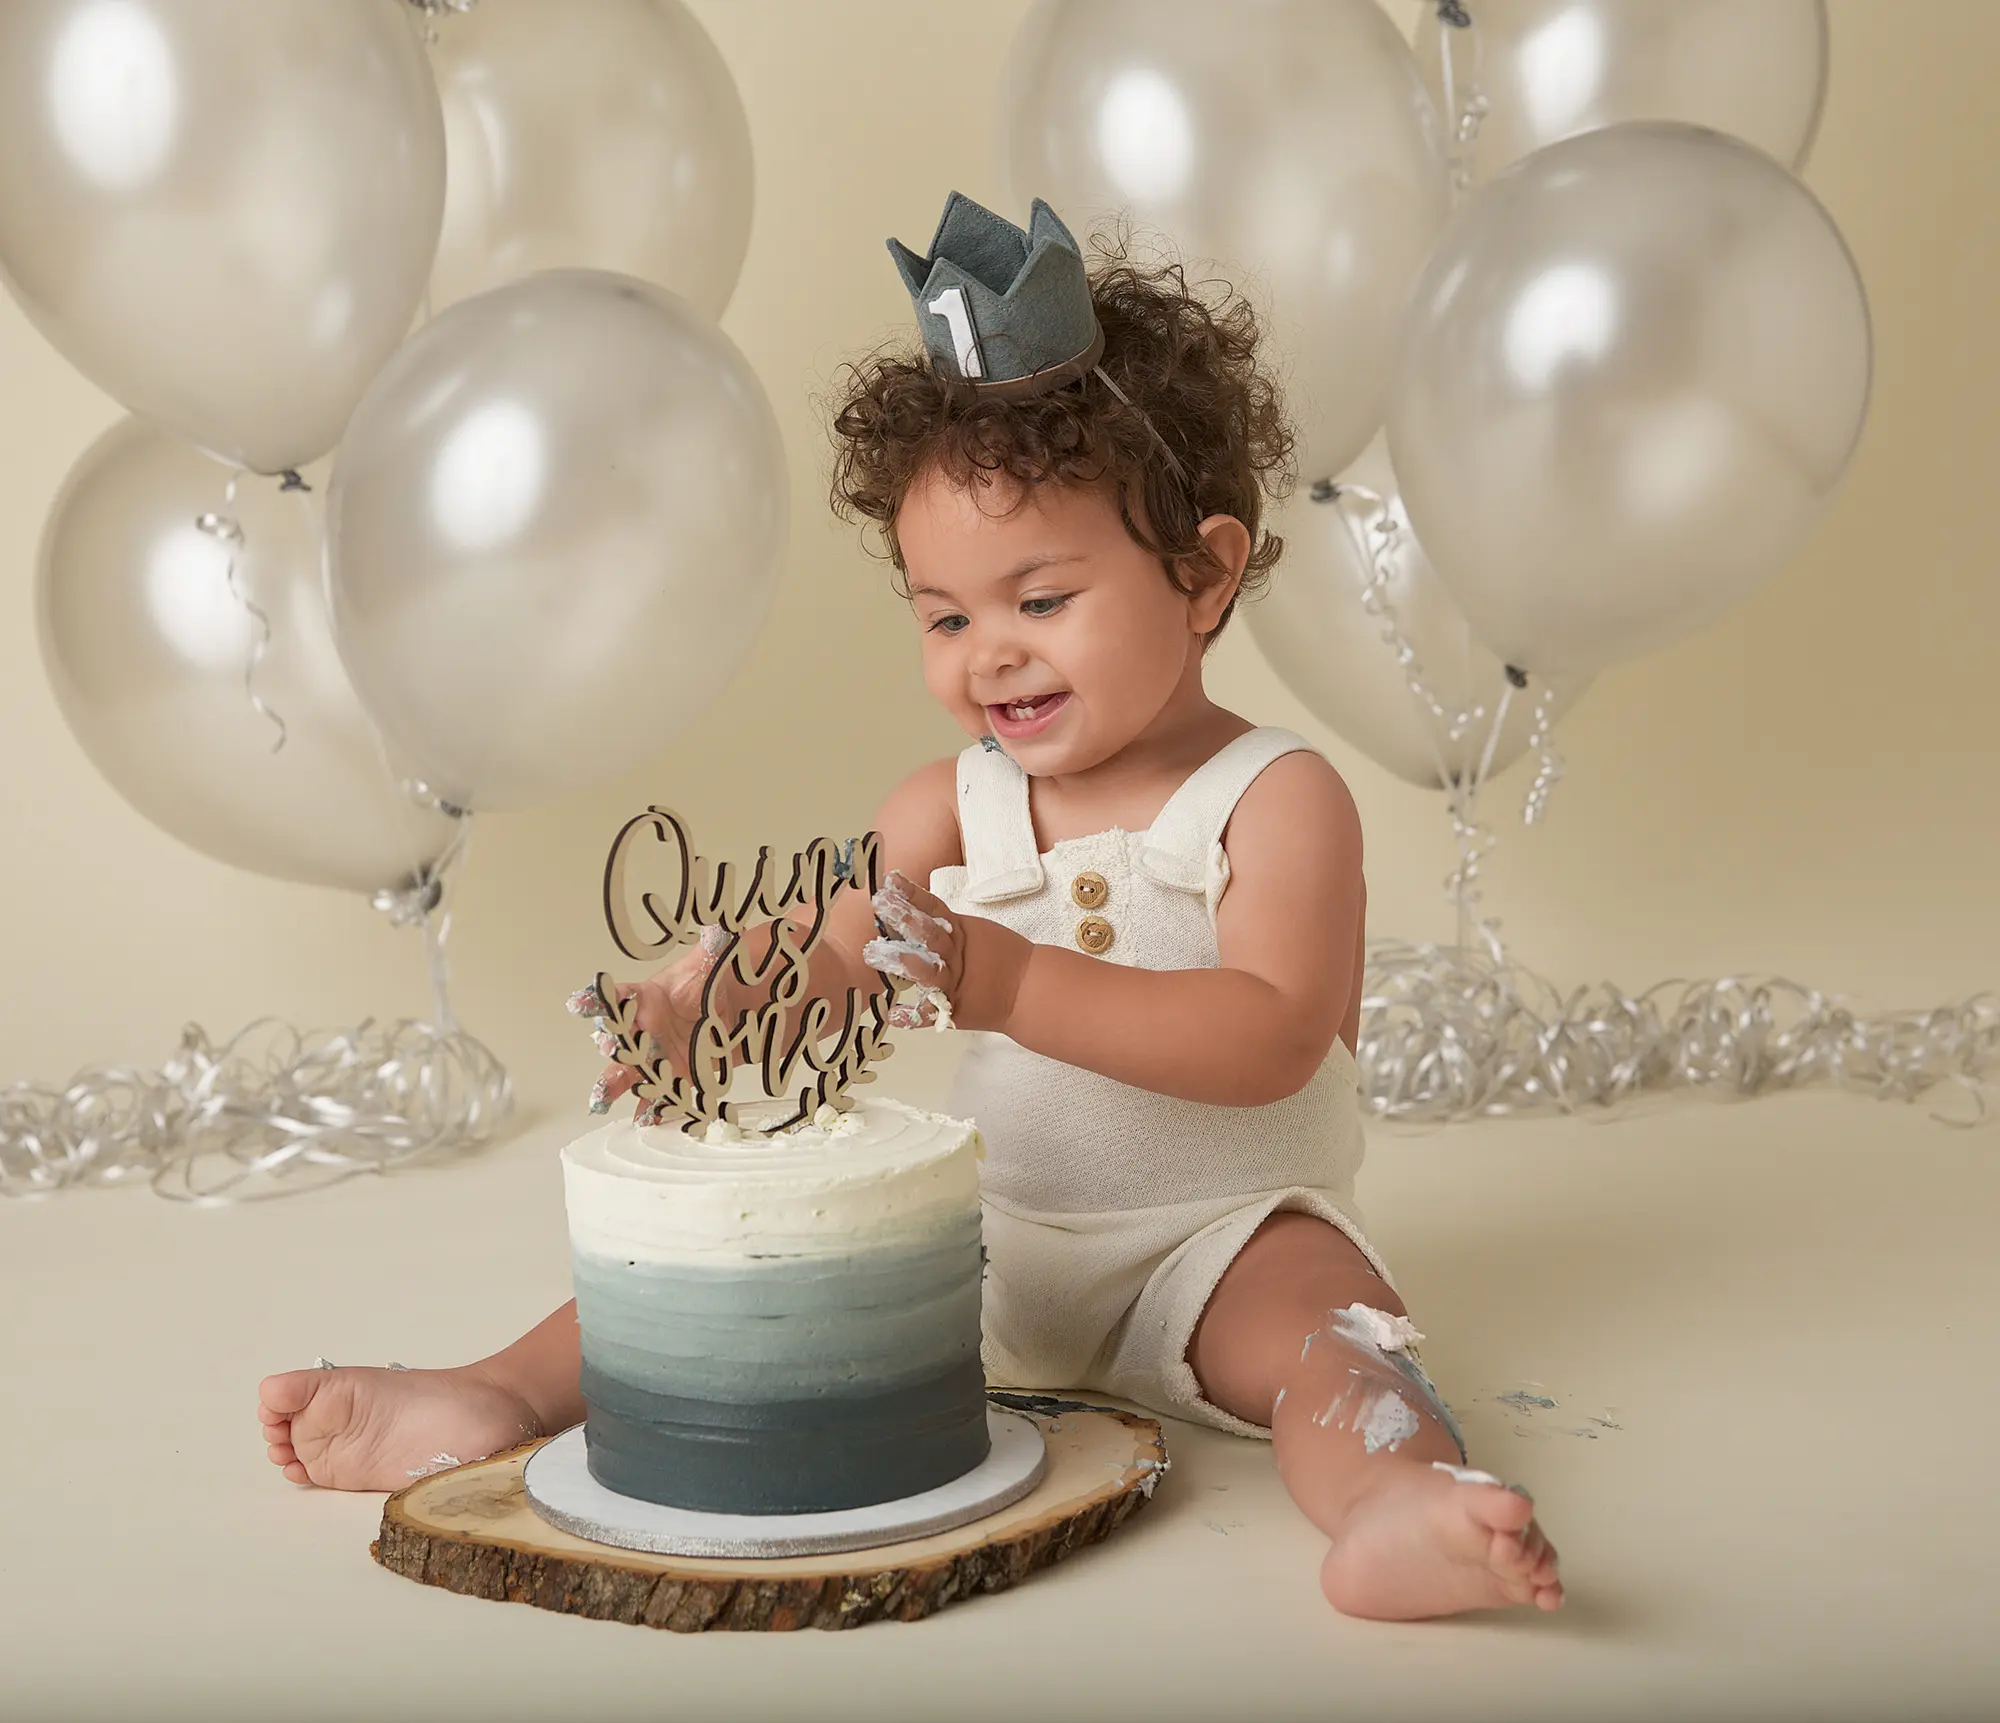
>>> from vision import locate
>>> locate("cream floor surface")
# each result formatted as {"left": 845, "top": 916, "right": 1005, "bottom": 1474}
{"left": 1, "top": 1031, "right": 1994, "bottom": 1723}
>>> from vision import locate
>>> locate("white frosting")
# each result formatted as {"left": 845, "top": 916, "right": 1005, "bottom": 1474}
{"left": 1337, "top": 1304, "right": 1425, "bottom": 1353}
{"left": 1359, "top": 1389, "right": 1420, "bottom": 1454}
{"left": 563, "top": 1097, "right": 981, "bottom": 1265}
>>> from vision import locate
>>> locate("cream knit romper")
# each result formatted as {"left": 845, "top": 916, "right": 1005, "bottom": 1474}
{"left": 929, "top": 726, "right": 1391, "bottom": 1438}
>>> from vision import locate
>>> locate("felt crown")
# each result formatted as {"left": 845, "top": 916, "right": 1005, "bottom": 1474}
{"left": 888, "top": 191, "right": 1105, "bottom": 398}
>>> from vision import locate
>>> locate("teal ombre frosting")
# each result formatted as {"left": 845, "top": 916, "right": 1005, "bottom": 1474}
{"left": 579, "top": 1359, "right": 991, "bottom": 1514}
{"left": 574, "top": 1213, "right": 991, "bottom": 1512}
{"left": 574, "top": 1214, "right": 981, "bottom": 1399}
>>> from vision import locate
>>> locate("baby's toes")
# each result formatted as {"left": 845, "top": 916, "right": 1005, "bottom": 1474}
{"left": 258, "top": 1369, "right": 322, "bottom": 1420}
{"left": 1505, "top": 1527, "right": 1562, "bottom": 1606}
{"left": 1462, "top": 1481, "right": 1536, "bottom": 1542}
{"left": 1487, "top": 1526, "right": 1539, "bottom": 1597}
{"left": 1527, "top": 1536, "right": 1562, "bottom": 1591}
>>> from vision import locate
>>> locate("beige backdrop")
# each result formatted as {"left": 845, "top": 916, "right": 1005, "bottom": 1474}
{"left": 2, "top": 0, "right": 1995, "bottom": 1115}
{"left": 4, "top": 7, "right": 1998, "bottom": 1717}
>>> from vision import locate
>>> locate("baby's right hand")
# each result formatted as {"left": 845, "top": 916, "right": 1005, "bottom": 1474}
{"left": 568, "top": 928, "right": 732, "bottom": 1116}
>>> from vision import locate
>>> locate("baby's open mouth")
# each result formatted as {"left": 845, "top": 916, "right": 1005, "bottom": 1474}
{"left": 987, "top": 691, "right": 1071, "bottom": 736}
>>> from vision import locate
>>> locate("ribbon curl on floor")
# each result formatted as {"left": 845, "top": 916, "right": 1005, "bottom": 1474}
{"left": 1358, "top": 940, "right": 2000, "bottom": 1126}
{"left": 2, "top": 838, "right": 510, "bottom": 1203}
{"left": 0, "top": 1016, "right": 511, "bottom": 1204}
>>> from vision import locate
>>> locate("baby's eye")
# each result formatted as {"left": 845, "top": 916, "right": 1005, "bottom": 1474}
{"left": 1021, "top": 594, "right": 1071, "bottom": 618}
{"left": 927, "top": 613, "right": 969, "bottom": 635}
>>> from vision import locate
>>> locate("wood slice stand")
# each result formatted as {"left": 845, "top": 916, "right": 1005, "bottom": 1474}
{"left": 372, "top": 1393, "right": 1167, "bottom": 1631}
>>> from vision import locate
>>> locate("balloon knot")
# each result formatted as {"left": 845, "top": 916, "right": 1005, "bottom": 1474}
{"left": 372, "top": 869, "right": 446, "bottom": 927}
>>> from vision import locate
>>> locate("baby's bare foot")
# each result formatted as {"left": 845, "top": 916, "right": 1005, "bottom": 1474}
{"left": 1320, "top": 1461, "right": 1563, "bottom": 1620}
{"left": 257, "top": 1363, "right": 545, "bottom": 1491}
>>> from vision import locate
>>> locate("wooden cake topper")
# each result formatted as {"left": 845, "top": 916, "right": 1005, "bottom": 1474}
{"left": 592, "top": 808, "right": 902, "bottom": 1132}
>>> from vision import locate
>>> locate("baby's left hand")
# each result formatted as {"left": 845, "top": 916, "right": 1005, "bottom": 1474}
{"left": 865, "top": 871, "right": 965, "bottom": 1030}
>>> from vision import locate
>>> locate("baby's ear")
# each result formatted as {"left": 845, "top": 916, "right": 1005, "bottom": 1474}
{"left": 1187, "top": 513, "right": 1252, "bottom": 626}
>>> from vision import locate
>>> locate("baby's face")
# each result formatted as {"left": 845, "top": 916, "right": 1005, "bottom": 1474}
{"left": 897, "top": 469, "right": 1229, "bottom": 776}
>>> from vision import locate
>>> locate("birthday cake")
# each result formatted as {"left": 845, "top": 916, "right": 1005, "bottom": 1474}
{"left": 562, "top": 1095, "right": 989, "bottom": 1514}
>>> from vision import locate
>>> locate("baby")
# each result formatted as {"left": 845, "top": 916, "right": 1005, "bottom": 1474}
{"left": 259, "top": 196, "right": 1560, "bottom": 1621}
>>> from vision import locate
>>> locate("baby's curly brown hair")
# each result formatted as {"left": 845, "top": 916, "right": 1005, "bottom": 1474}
{"left": 826, "top": 226, "right": 1296, "bottom": 643}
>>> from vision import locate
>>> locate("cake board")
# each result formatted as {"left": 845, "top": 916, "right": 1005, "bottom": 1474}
{"left": 371, "top": 1392, "right": 1167, "bottom": 1631}
{"left": 523, "top": 1404, "right": 1049, "bottom": 1558}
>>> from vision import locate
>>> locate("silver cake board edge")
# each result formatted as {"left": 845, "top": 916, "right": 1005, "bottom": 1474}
{"left": 521, "top": 1405, "right": 1049, "bottom": 1559}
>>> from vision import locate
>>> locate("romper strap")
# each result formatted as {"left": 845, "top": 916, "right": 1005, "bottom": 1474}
{"left": 953, "top": 741, "right": 1045, "bottom": 902}
{"left": 1137, "top": 728, "right": 1315, "bottom": 895}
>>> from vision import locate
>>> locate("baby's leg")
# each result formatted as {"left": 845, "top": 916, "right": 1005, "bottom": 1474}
{"left": 258, "top": 1301, "right": 585, "bottom": 1491}
{"left": 1188, "top": 1213, "right": 1563, "bottom": 1620}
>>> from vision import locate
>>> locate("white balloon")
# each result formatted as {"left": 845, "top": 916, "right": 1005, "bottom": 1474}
{"left": 0, "top": 0, "right": 444, "bottom": 473}
{"left": 327, "top": 270, "right": 787, "bottom": 812}
{"left": 998, "top": 0, "right": 1450, "bottom": 481}
{"left": 1416, "top": 0, "right": 1829, "bottom": 184}
{"left": 1388, "top": 123, "right": 1871, "bottom": 676}
{"left": 36, "top": 420, "right": 459, "bottom": 893}
{"left": 1249, "top": 437, "right": 1588, "bottom": 791}
{"left": 425, "top": 0, "right": 752, "bottom": 317}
